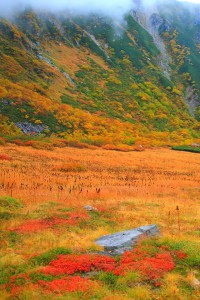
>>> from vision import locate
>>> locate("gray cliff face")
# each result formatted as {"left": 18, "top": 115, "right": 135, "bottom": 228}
{"left": 184, "top": 87, "right": 199, "bottom": 117}
{"left": 132, "top": 4, "right": 171, "bottom": 80}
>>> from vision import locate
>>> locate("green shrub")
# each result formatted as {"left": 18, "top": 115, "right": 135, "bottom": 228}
{"left": 8, "top": 231, "right": 21, "bottom": 245}
{"left": 97, "top": 272, "right": 118, "bottom": 288}
{"left": 0, "top": 211, "right": 12, "bottom": 220}
{"left": 172, "top": 146, "right": 200, "bottom": 153}
{"left": 0, "top": 196, "right": 23, "bottom": 210}
{"left": 29, "top": 272, "right": 55, "bottom": 283}
{"left": 115, "top": 272, "right": 141, "bottom": 291}
{"left": 30, "top": 247, "right": 72, "bottom": 266}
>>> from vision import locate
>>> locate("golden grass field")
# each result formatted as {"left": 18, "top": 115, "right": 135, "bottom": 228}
{"left": 0, "top": 144, "right": 200, "bottom": 299}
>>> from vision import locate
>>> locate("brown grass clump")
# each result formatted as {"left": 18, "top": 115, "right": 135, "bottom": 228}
{"left": 102, "top": 144, "right": 144, "bottom": 152}
{"left": 54, "top": 163, "right": 87, "bottom": 173}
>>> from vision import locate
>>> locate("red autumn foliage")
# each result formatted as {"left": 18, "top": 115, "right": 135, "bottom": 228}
{"left": 11, "top": 218, "right": 67, "bottom": 233}
{"left": 174, "top": 250, "right": 187, "bottom": 260}
{"left": 43, "top": 254, "right": 116, "bottom": 276}
{"left": 13, "top": 140, "right": 24, "bottom": 146}
{"left": 94, "top": 206, "right": 109, "bottom": 213}
{"left": 9, "top": 285, "right": 22, "bottom": 296}
{"left": 6, "top": 273, "right": 29, "bottom": 295}
{"left": 8, "top": 273, "right": 29, "bottom": 285}
{"left": 7, "top": 246, "right": 183, "bottom": 293}
{"left": 24, "top": 140, "right": 35, "bottom": 146}
{"left": 41, "top": 247, "right": 177, "bottom": 287}
{"left": 11, "top": 213, "right": 89, "bottom": 233}
{"left": 0, "top": 154, "right": 12, "bottom": 161}
{"left": 38, "top": 276, "right": 95, "bottom": 293}
{"left": 65, "top": 212, "right": 89, "bottom": 225}
{"left": 114, "top": 248, "right": 175, "bottom": 285}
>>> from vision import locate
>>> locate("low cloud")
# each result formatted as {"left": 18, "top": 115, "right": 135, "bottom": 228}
{"left": 0, "top": 0, "right": 134, "bottom": 19}
{"left": 0, "top": 0, "right": 199, "bottom": 19}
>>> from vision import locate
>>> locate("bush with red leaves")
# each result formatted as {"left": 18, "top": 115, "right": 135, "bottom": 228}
{"left": 114, "top": 247, "right": 175, "bottom": 285}
{"left": 173, "top": 250, "right": 187, "bottom": 260}
{"left": 39, "top": 276, "right": 96, "bottom": 293}
{"left": 43, "top": 254, "right": 116, "bottom": 276}
{"left": 7, "top": 246, "right": 185, "bottom": 294}
{"left": 13, "top": 140, "right": 24, "bottom": 146}
{"left": 0, "top": 154, "right": 12, "bottom": 161}
{"left": 42, "top": 248, "right": 176, "bottom": 286}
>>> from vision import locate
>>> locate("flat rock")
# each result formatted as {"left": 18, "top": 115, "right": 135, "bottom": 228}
{"left": 95, "top": 225, "right": 160, "bottom": 255}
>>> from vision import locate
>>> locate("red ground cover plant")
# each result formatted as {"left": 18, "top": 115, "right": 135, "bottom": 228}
{"left": 114, "top": 247, "right": 175, "bottom": 286}
{"left": 0, "top": 154, "right": 12, "bottom": 161}
{"left": 5, "top": 246, "right": 186, "bottom": 295}
{"left": 11, "top": 213, "right": 89, "bottom": 233}
{"left": 65, "top": 212, "right": 89, "bottom": 225}
{"left": 8, "top": 285, "right": 22, "bottom": 296}
{"left": 173, "top": 250, "right": 187, "bottom": 260}
{"left": 38, "top": 276, "right": 96, "bottom": 293}
{"left": 6, "top": 273, "right": 30, "bottom": 295}
{"left": 43, "top": 254, "right": 116, "bottom": 276}
{"left": 42, "top": 248, "right": 176, "bottom": 286}
{"left": 10, "top": 218, "right": 68, "bottom": 233}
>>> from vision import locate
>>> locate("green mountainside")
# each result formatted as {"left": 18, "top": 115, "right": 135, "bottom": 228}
{"left": 0, "top": 0, "right": 200, "bottom": 146}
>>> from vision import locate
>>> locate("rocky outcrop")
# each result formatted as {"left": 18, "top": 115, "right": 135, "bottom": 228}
{"left": 132, "top": 5, "right": 171, "bottom": 80}
{"left": 15, "top": 122, "right": 46, "bottom": 135}
{"left": 95, "top": 225, "right": 160, "bottom": 255}
{"left": 184, "top": 86, "right": 199, "bottom": 117}
{"left": 84, "top": 31, "right": 110, "bottom": 59}
{"left": 63, "top": 72, "right": 77, "bottom": 87}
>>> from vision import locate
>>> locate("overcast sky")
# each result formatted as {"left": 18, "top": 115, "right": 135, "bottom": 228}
{"left": 0, "top": 0, "right": 199, "bottom": 18}
{"left": 180, "top": 0, "right": 200, "bottom": 2}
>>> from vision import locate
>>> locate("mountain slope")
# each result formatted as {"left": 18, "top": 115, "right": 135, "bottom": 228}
{"left": 0, "top": 1, "right": 200, "bottom": 146}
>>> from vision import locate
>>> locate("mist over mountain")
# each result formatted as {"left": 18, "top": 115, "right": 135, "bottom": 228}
{"left": 2, "top": 0, "right": 136, "bottom": 18}
{"left": 0, "top": 0, "right": 199, "bottom": 146}
{"left": 1, "top": 0, "right": 200, "bottom": 18}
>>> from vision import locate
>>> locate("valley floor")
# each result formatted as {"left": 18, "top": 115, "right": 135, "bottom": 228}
{"left": 0, "top": 145, "right": 200, "bottom": 299}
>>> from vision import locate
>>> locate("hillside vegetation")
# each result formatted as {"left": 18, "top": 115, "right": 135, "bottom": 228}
{"left": 0, "top": 1, "right": 200, "bottom": 146}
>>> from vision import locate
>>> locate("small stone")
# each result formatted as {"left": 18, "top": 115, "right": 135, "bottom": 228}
{"left": 192, "top": 278, "right": 200, "bottom": 290}
{"left": 192, "top": 143, "right": 200, "bottom": 148}
{"left": 189, "top": 272, "right": 200, "bottom": 290}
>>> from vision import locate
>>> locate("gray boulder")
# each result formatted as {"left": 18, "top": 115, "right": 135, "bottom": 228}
{"left": 84, "top": 205, "right": 98, "bottom": 212}
{"left": 95, "top": 225, "right": 160, "bottom": 255}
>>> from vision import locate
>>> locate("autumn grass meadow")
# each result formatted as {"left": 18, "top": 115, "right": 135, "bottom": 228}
{"left": 0, "top": 144, "right": 200, "bottom": 299}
